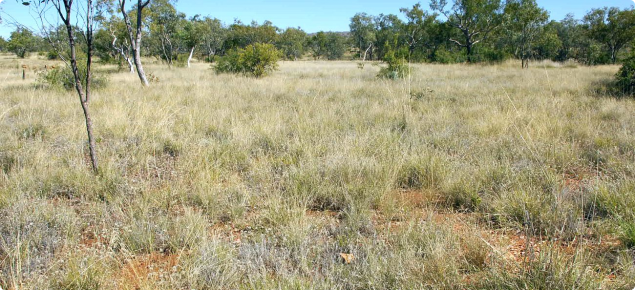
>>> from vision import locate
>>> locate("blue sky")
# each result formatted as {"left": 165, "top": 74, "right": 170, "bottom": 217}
{"left": 0, "top": 0, "right": 634, "bottom": 38}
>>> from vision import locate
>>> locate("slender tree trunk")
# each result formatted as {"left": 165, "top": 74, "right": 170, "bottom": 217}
{"left": 124, "top": 52, "right": 135, "bottom": 73}
{"left": 110, "top": 32, "right": 135, "bottom": 73}
{"left": 466, "top": 43, "right": 473, "bottom": 63}
{"left": 120, "top": 0, "right": 150, "bottom": 86}
{"left": 187, "top": 46, "right": 195, "bottom": 68}
{"left": 58, "top": 0, "right": 98, "bottom": 172}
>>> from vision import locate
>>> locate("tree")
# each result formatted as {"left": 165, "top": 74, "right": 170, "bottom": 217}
{"left": 533, "top": 21, "right": 562, "bottom": 61}
{"left": 350, "top": 13, "right": 376, "bottom": 61}
{"left": 199, "top": 17, "right": 226, "bottom": 62}
{"left": 181, "top": 15, "right": 206, "bottom": 67}
{"left": 324, "top": 32, "right": 347, "bottom": 60}
{"left": 277, "top": 27, "right": 307, "bottom": 60}
{"left": 105, "top": 16, "right": 136, "bottom": 72}
{"left": 400, "top": 3, "right": 442, "bottom": 61}
{"left": 224, "top": 20, "right": 278, "bottom": 50}
{"left": 584, "top": 7, "right": 635, "bottom": 64}
{"left": 22, "top": 0, "right": 100, "bottom": 172}
{"left": 374, "top": 14, "right": 404, "bottom": 61}
{"left": 119, "top": 0, "right": 151, "bottom": 86}
{"left": 504, "top": 0, "right": 549, "bottom": 68}
{"left": 430, "top": 0, "right": 504, "bottom": 63}
{"left": 0, "top": 36, "right": 6, "bottom": 52}
{"left": 7, "top": 27, "right": 38, "bottom": 58}
{"left": 146, "top": 0, "right": 184, "bottom": 67}
{"left": 308, "top": 31, "right": 327, "bottom": 59}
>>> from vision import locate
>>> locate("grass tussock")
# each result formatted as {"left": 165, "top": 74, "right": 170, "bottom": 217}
{"left": 0, "top": 55, "right": 634, "bottom": 288}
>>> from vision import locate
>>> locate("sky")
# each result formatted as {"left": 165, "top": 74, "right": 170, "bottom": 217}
{"left": 0, "top": 0, "right": 634, "bottom": 38}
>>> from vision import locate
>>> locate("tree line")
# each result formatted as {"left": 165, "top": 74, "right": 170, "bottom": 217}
{"left": 3, "top": 0, "right": 634, "bottom": 68}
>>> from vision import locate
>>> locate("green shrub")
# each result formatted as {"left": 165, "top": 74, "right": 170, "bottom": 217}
{"left": 37, "top": 61, "right": 107, "bottom": 91}
{"left": 615, "top": 55, "right": 635, "bottom": 96}
{"left": 214, "top": 43, "right": 281, "bottom": 78}
{"left": 378, "top": 48, "right": 409, "bottom": 80}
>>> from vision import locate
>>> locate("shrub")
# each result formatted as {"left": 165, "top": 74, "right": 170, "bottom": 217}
{"left": 615, "top": 55, "right": 635, "bottom": 96}
{"left": 214, "top": 43, "right": 281, "bottom": 78}
{"left": 378, "top": 48, "right": 409, "bottom": 80}
{"left": 37, "top": 61, "right": 107, "bottom": 91}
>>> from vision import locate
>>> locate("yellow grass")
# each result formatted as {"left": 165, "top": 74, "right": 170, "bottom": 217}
{"left": 0, "top": 54, "right": 634, "bottom": 289}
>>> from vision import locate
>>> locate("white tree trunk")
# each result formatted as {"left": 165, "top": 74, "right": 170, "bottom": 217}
{"left": 187, "top": 46, "right": 195, "bottom": 68}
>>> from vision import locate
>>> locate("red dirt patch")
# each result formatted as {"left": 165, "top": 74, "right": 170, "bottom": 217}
{"left": 119, "top": 252, "right": 181, "bottom": 289}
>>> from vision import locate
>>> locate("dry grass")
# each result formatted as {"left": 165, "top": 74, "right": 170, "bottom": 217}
{"left": 1, "top": 54, "right": 634, "bottom": 289}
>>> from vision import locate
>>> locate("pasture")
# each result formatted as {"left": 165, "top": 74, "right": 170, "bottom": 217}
{"left": 0, "top": 55, "right": 634, "bottom": 289}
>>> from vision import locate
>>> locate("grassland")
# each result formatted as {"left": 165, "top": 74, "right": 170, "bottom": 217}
{"left": 0, "top": 54, "right": 634, "bottom": 289}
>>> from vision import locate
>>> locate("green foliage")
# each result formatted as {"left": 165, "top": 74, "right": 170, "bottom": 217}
{"left": 583, "top": 7, "right": 635, "bottom": 64}
{"left": 277, "top": 27, "right": 307, "bottom": 60}
{"left": 620, "top": 221, "right": 635, "bottom": 248}
{"left": 7, "top": 28, "right": 38, "bottom": 58}
{"left": 378, "top": 46, "right": 409, "bottom": 79}
{"left": 309, "top": 31, "right": 348, "bottom": 60}
{"left": 0, "top": 36, "right": 6, "bottom": 52}
{"left": 215, "top": 43, "right": 280, "bottom": 78}
{"left": 615, "top": 54, "right": 635, "bottom": 96}
{"left": 37, "top": 61, "right": 107, "bottom": 91}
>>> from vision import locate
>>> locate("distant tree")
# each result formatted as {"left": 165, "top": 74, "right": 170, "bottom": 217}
{"left": 504, "top": 0, "right": 549, "bottom": 68}
{"left": 400, "top": 3, "right": 441, "bottom": 61}
{"left": 533, "top": 21, "right": 562, "bottom": 60}
{"left": 41, "top": 24, "right": 87, "bottom": 60}
{"left": 181, "top": 15, "right": 207, "bottom": 67}
{"left": 552, "top": 14, "right": 583, "bottom": 62}
{"left": 7, "top": 27, "right": 38, "bottom": 58}
{"left": 118, "top": 0, "right": 152, "bottom": 86}
{"left": 93, "top": 27, "right": 116, "bottom": 62}
{"left": 277, "top": 27, "right": 307, "bottom": 60}
{"left": 430, "top": 0, "right": 504, "bottom": 63}
{"left": 146, "top": 0, "right": 184, "bottom": 67}
{"left": 583, "top": 7, "right": 635, "bottom": 64}
{"left": 102, "top": 16, "right": 136, "bottom": 72}
{"left": 309, "top": 31, "right": 327, "bottom": 59}
{"left": 199, "top": 17, "right": 226, "bottom": 62}
{"left": 324, "top": 32, "right": 347, "bottom": 60}
{"left": 224, "top": 20, "right": 278, "bottom": 50}
{"left": 374, "top": 14, "right": 404, "bottom": 61}
{"left": 350, "top": 13, "right": 377, "bottom": 61}
{"left": 0, "top": 36, "right": 6, "bottom": 52}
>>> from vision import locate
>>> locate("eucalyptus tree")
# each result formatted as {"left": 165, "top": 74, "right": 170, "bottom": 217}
{"left": 400, "top": 3, "right": 441, "bottom": 61}
{"left": 106, "top": 16, "right": 136, "bottom": 72}
{"left": 20, "top": 0, "right": 101, "bottom": 172}
{"left": 181, "top": 15, "right": 206, "bottom": 67}
{"left": 277, "top": 27, "right": 307, "bottom": 60}
{"left": 350, "top": 13, "right": 377, "bottom": 61}
{"left": 584, "top": 7, "right": 635, "bottom": 64}
{"left": 118, "top": 0, "right": 151, "bottom": 85}
{"left": 146, "top": 0, "right": 184, "bottom": 67}
{"left": 504, "top": 0, "right": 549, "bottom": 68}
{"left": 430, "top": 0, "right": 504, "bottom": 63}
{"left": 374, "top": 13, "right": 404, "bottom": 61}
{"left": 0, "top": 36, "right": 6, "bottom": 52}
{"left": 199, "top": 17, "right": 226, "bottom": 62}
{"left": 7, "top": 27, "right": 39, "bottom": 58}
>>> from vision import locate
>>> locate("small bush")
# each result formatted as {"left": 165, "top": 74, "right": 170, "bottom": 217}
{"left": 615, "top": 55, "right": 635, "bottom": 96}
{"left": 37, "top": 61, "right": 107, "bottom": 91}
{"left": 378, "top": 48, "right": 409, "bottom": 80}
{"left": 215, "top": 43, "right": 281, "bottom": 78}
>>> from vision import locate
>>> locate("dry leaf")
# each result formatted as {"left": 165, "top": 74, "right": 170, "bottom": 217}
{"left": 339, "top": 253, "right": 354, "bottom": 264}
